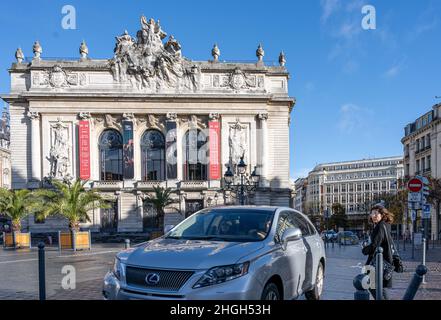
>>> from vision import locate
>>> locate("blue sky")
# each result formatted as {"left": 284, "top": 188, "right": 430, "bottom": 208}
{"left": 0, "top": 0, "right": 440, "bottom": 180}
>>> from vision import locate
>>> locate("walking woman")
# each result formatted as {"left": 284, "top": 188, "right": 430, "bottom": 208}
{"left": 362, "top": 203, "right": 395, "bottom": 300}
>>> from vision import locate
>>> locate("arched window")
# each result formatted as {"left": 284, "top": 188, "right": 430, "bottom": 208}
{"left": 183, "top": 129, "right": 208, "bottom": 181}
{"left": 141, "top": 130, "right": 165, "bottom": 181}
{"left": 99, "top": 129, "right": 123, "bottom": 181}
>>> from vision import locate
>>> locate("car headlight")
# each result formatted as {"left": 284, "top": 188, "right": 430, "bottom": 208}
{"left": 193, "top": 262, "right": 250, "bottom": 289}
{"left": 113, "top": 258, "right": 125, "bottom": 280}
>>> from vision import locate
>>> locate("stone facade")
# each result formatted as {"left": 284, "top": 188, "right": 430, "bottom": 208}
{"left": 301, "top": 156, "right": 404, "bottom": 230}
{"left": 1, "top": 16, "right": 295, "bottom": 233}
{"left": 402, "top": 103, "right": 441, "bottom": 240}
{"left": 0, "top": 110, "right": 10, "bottom": 189}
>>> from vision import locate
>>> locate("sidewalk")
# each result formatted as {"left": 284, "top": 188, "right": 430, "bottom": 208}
{"left": 388, "top": 242, "right": 441, "bottom": 300}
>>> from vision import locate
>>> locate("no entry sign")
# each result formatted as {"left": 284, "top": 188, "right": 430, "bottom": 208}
{"left": 408, "top": 178, "right": 423, "bottom": 193}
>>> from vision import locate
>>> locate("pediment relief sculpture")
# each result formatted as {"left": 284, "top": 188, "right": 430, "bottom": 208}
{"left": 110, "top": 16, "right": 201, "bottom": 93}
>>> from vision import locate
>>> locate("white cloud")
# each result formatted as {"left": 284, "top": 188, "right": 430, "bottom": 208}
{"left": 407, "top": 19, "right": 438, "bottom": 42}
{"left": 337, "top": 104, "right": 374, "bottom": 134}
{"left": 337, "top": 21, "right": 361, "bottom": 39}
{"left": 343, "top": 60, "right": 359, "bottom": 74}
{"left": 382, "top": 58, "right": 407, "bottom": 78}
{"left": 320, "top": 0, "right": 341, "bottom": 24}
{"left": 406, "top": 3, "right": 439, "bottom": 42}
{"left": 321, "top": 0, "right": 369, "bottom": 67}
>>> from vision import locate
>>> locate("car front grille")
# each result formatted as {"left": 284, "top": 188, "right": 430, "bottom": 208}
{"left": 125, "top": 266, "right": 195, "bottom": 291}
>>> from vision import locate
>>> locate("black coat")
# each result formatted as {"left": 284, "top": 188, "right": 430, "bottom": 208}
{"left": 362, "top": 220, "right": 393, "bottom": 288}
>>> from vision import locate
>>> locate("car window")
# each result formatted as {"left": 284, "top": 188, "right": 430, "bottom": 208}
{"left": 166, "top": 208, "right": 275, "bottom": 242}
{"left": 292, "top": 212, "right": 313, "bottom": 237}
{"left": 275, "top": 212, "right": 296, "bottom": 243}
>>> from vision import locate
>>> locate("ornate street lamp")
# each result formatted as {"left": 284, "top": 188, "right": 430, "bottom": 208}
{"left": 222, "top": 156, "right": 260, "bottom": 205}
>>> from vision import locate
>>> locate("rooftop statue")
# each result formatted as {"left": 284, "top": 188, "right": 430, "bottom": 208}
{"left": 33, "top": 41, "right": 42, "bottom": 60}
{"left": 111, "top": 16, "right": 200, "bottom": 92}
{"left": 79, "top": 41, "right": 89, "bottom": 59}
{"left": 15, "top": 48, "right": 24, "bottom": 64}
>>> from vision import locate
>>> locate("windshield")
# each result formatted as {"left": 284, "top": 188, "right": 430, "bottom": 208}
{"left": 166, "top": 208, "right": 275, "bottom": 242}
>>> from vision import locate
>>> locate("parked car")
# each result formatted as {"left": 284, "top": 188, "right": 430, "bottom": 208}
{"left": 321, "top": 230, "right": 338, "bottom": 242}
{"left": 337, "top": 231, "right": 359, "bottom": 245}
{"left": 103, "top": 206, "right": 326, "bottom": 300}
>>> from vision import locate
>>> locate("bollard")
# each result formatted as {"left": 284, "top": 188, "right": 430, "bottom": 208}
{"left": 38, "top": 242, "right": 46, "bottom": 300}
{"left": 353, "top": 274, "right": 371, "bottom": 300}
{"left": 422, "top": 238, "right": 427, "bottom": 284}
{"left": 125, "top": 239, "right": 130, "bottom": 249}
{"left": 403, "top": 265, "right": 428, "bottom": 300}
{"left": 375, "top": 247, "right": 383, "bottom": 301}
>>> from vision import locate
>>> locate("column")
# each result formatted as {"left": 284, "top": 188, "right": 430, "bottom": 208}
{"left": 28, "top": 111, "right": 41, "bottom": 184}
{"left": 258, "top": 113, "right": 269, "bottom": 187}
{"left": 166, "top": 112, "right": 178, "bottom": 183}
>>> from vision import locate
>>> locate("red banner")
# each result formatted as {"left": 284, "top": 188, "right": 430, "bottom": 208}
{"left": 78, "top": 121, "right": 91, "bottom": 180}
{"left": 209, "top": 121, "right": 221, "bottom": 180}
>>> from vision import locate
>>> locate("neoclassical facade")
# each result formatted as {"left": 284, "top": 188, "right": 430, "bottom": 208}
{"left": 303, "top": 156, "right": 404, "bottom": 230}
{"left": 402, "top": 103, "right": 441, "bottom": 240}
{"left": 1, "top": 17, "right": 295, "bottom": 233}
{"left": 0, "top": 110, "right": 10, "bottom": 189}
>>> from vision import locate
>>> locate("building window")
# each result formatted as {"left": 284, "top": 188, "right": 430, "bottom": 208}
{"left": 365, "top": 183, "right": 370, "bottom": 191}
{"left": 426, "top": 134, "right": 431, "bottom": 148}
{"left": 141, "top": 130, "right": 166, "bottom": 181}
{"left": 99, "top": 129, "right": 123, "bottom": 181}
{"left": 183, "top": 129, "right": 208, "bottom": 181}
{"left": 427, "top": 156, "right": 431, "bottom": 171}
{"left": 357, "top": 184, "right": 362, "bottom": 192}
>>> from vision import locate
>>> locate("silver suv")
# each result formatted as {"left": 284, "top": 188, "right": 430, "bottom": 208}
{"left": 103, "top": 206, "right": 326, "bottom": 300}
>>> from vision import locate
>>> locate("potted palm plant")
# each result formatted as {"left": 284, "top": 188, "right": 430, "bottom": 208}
{"left": 37, "top": 179, "right": 110, "bottom": 251}
{"left": 143, "top": 185, "right": 177, "bottom": 239}
{"left": 0, "top": 189, "right": 33, "bottom": 249}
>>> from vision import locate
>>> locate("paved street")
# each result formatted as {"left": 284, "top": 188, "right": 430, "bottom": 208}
{"left": 0, "top": 241, "right": 440, "bottom": 300}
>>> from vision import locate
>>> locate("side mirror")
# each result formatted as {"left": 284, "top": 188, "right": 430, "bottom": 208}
{"left": 281, "top": 227, "right": 302, "bottom": 245}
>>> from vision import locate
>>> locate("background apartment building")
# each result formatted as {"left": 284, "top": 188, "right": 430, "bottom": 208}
{"left": 301, "top": 156, "right": 404, "bottom": 231}
{"left": 402, "top": 103, "right": 441, "bottom": 240}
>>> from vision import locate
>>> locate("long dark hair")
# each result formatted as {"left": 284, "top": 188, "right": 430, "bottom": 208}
{"left": 371, "top": 204, "right": 394, "bottom": 224}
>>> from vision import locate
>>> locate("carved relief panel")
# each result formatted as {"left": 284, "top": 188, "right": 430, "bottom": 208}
{"left": 46, "top": 118, "right": 74, "bottom": 180}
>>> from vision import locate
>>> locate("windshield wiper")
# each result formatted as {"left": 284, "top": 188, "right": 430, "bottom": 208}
{"left": 184, "top": 236, "right": 229, "bottom": 241}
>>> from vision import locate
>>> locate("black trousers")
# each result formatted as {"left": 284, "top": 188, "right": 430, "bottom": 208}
{"left": 369, "top": 288, "right": 390, "bottom": 300}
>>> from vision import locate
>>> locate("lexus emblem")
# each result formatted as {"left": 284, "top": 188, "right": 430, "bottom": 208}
{"left": 145, "top": 273, "right": 160, "bottom": 285}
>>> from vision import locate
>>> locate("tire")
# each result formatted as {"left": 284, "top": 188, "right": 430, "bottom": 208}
{"left": 261, "top": 282, "right": 281, "bottom": 300}
{"left": 305, "top": 262, "right": 324, "bottom": 300}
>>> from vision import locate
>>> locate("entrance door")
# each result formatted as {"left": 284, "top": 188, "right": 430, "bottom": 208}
{"left": 101, "top": 201, "right": 118, "bottom": 233}
{"left": 142, "top": 202, "right": 158, "bottom": 230}
{"left": 185, "top": 200, "right": 204, "bottom": 218}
